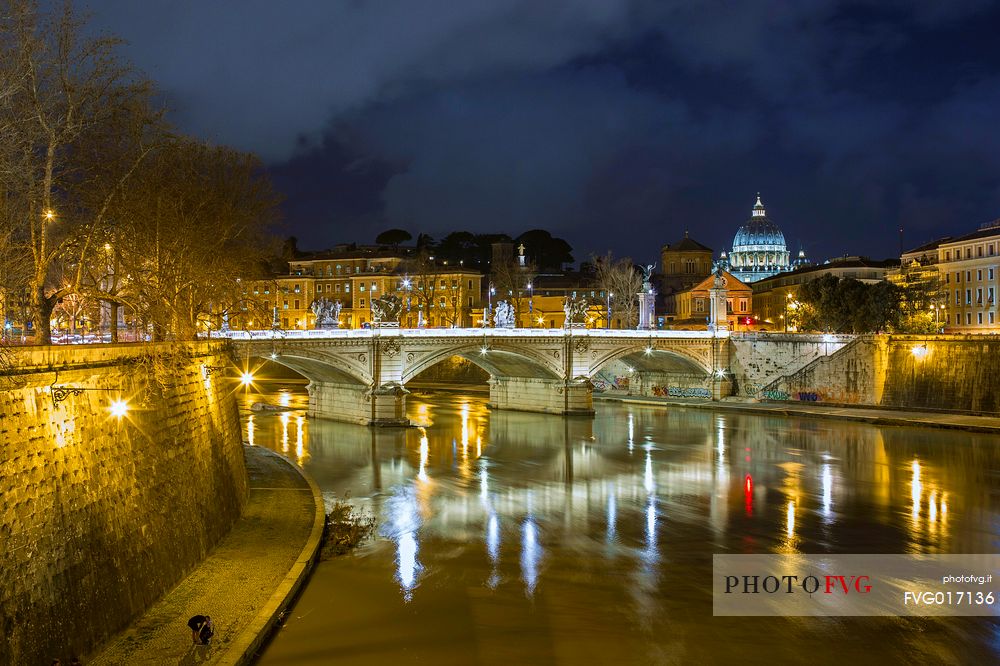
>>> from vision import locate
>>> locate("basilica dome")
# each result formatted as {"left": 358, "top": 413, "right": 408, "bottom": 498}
{"left": 722, "top": 195, "right": 791, "bottom": 283}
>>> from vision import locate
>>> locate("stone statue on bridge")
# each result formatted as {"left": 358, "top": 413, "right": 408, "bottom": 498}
{"left": 310, "top": 298, "right": 341, "bottom": 329}
{"left": 493, "top": 300, "right": 515, "bottom": 328}
{"left": 563, "top": 295, "right": 590, "bottom": 327}
{"left": 371, "top": 294, "right": 403, "bottom": 326}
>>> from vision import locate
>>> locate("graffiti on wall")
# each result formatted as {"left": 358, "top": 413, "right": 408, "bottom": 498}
{"left": 650, "top": 385, "right": 711, "bottom": 398}
{"left": 761, "top": 389, "right": 790, "bottom": 401}
{"left": 593, "top": 376, "right": 631, "bottom": 393}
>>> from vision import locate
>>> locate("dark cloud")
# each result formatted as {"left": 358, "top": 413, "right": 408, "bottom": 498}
{"left": 81, "top": 0, "right": 1000, "bottom": 262}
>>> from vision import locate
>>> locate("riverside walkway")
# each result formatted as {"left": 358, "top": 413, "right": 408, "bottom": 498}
{"left": 599, "top": 394, "right": 1000, "bottom": 434}
{"left": 89, "top": 447, "right": 325, "bottom": 666}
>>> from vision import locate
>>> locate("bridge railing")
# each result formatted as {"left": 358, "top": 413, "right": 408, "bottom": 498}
{"left": 212, "top": 327, "right": 730, "bottom": 341}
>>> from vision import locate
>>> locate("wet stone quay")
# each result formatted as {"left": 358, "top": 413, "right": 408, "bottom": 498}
{"left": 246, "top": 384, "right": 1000, "bottom": 666}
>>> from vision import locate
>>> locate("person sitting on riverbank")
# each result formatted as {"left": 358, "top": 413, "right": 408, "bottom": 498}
{"left": 187, "top": 615, "right": 214, "bottom": 645}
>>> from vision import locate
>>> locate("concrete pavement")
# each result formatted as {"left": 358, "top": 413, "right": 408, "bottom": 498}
{"left": 89, "top": 446, "right": 325, "bottom": 666}
{"left": 598, "top": 394, "right": 1000, "bottom": 434}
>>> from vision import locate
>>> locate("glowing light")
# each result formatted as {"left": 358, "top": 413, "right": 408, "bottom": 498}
{"left": 645, "top": 346, "right": 653, "bottom": 355}
{"left": 480, "top": 346, "right": 489, "bottom": 355}
{"left": 480, "top": 468, "right": 489, "bottom": 500}
{"left": 44, "top": 209, "right": 54, "bottom": 220}
{"left": 269, "top": 352, "right": 278, "bottom": 360}
{"left": 247, "top": 415, "right": 255, "bottom": 446}
{"left": 521, "top": 518, "right": 540, "bottom": 596}
{"left": 109, "top": 399, "right": 129, "bottom": 418}
{"left": 240, "top": 372, "right": 254, "bottom": 386}
{"left": 278, "top": 390, "right": 291, "bottom": 407}
{"left": 280, "top": 411, "right": 289, "bottom": 453}
{"left": 487, "top": 513, "right": 500, "bottom": 563}
{"left": 644, "top": 450, "right": 654, "bottom": 492}
{"left": 821, "top": 464, "right": 833, "bottom": 518}
{"left": 911, "top": 345, "right": 929, "bottom": 359}
{"left": 295, "top": 415, "right": 305, "bottom": 465}
{"left": 418, "top": 433, "right": 430, "bottom": 483}
{"left": 645, "top": 497, "right": 657, "bottom": 550}
{"left": 606, "top": 488, "right": 617, "bottom": 543}
{"left": 929, "top": 490, "right": 937, "bottom": 522}
{"left": 537, "top": 316, "right": 544, "bottom": 324}
{"left": 786, "top": 500, "right": 795, "bottom": 538}
{"left": 911, "top": 459, "right": 922, "bottom": 520}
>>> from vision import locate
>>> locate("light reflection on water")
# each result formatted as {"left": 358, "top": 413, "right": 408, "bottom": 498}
{"left": 243, "top": 383, "right": 1000, "bottom": 664}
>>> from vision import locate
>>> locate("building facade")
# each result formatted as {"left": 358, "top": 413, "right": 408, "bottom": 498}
{"left": 936, "top": 220, "right": 1000, "bottom": 332}
{"left": 672, "top": 270, "right": 752, "bottom": 330}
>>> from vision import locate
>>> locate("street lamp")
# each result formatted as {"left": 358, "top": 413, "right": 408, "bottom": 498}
{"left": 606, "top": 291, "right": 613, "bottom": 329}
{"left": 487, "top": 282, "right": 495, "bottom": 327}
{"left": 527, "top": 282, "right": 533, "bottom": 325}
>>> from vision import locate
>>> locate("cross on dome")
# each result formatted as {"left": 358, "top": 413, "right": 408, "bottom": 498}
{"left": 752, "top": 193, "right": 766, "bottom": 217}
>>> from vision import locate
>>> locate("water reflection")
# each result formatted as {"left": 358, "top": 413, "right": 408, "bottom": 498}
{"left": 243, "top": 386, "right": 1000, "bottom": 664}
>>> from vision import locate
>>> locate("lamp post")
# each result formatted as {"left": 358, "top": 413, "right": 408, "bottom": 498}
{"left": 402, "top": 277, "right": 412, "bottom": 327}
{"left": 606, "top": 291, "right": 613, "bottom": 329}
{"left": 527, "top": 282, "right": 533, "bottom": 326}
{"left": 487, "top": 282, "right": 495, "bottom": 327}
{"left": 783, "top": 292, "right": 794, "bottom": 333}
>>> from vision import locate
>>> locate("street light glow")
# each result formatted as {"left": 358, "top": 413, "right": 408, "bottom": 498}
{"left": 240, "top": 371, "right": 255, "bottom": 385}
{"left": 44, "top": 209, "right": 54, "bottom": 220}
{"left": 109, "top": 399, "right": 129, "bottom": 418}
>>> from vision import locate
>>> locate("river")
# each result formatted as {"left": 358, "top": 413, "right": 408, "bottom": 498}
{"left": 242, "top": 382, "right": 1000, "bottom": 665}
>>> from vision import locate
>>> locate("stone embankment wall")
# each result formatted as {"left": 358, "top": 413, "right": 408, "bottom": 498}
{"left": 763, "top": 335, "right": 1000, "bottom": 414}
{"left": 0, "top": 342, "right": 247, "bottom": 665}
{"left": 729, "top": 333, "right": 853, "bottom": 398}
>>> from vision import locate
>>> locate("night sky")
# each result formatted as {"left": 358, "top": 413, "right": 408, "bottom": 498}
{"left": 82, "top": 1, "right": 1000, "bottom": 264}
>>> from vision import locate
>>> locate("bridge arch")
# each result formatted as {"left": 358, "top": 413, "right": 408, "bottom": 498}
{"left": 244, "top": 345, "right": 371, "bottom": 386}
{"left": 401, "top": 343, "right": 562, "bottom": 385}
{"left": 589, "top": 344, "right": 713, "bottom": 378}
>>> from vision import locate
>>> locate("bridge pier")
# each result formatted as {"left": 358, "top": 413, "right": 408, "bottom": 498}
{"left": 489, "top": 376, "right": 594, "bottom": 416}
{"left": 308, "top": 381, "right": 410, "bottom": 426}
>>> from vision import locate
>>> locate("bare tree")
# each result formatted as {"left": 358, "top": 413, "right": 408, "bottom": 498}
{"left": 112, "top": 138, "right": 279, "bottom": 340}
{"left": 491, "top": 256, "right": 536, "bottom": 325}
{"left": 0, "top": 0, "right": 162, "bottom": 343}
{"left": 593, "top": 252, "right": 642, "bottom": 328}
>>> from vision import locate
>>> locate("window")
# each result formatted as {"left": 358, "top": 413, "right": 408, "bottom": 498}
{"left": 371, "top": 282, "right": 377, "bottom": 291}
{"left": 336, "top": 264, "right": 342, "bottom": 274}
{"left": 360, "top": 298, "right": 365, "bottom": 307}
{"left": 967, "top": 312, "right": 972, "bottom": 324}
{"left": 283, "top": 300, "right": 288, "bottom": 310}
{"left": 978, "top": 270, "right": 983, "bottom": 281}
{"left": 957, "top": 272, "right": 962, "bottom": 282}
{"left": 945, "top": 251, "right": 951, "bottom": 260}
{"left": 978, "top": 312, "right": 983, "bottom": 324}
{"left": 360, "top": 284, "right": 366, "bottom": 292}
{"left": 956, "top": 314, "right": 961, "bottom": 325}
{"left": 967, "top": 271, "right": 972, "bottom": 282}
{"left": 440, "top": 279, "right": 446, "bottom": 288}
{"left": 740, "top": 300, "right": 747, "bottom": 312}
{"left": 355, "top": 266, "right": 360, "bottom": 273}
{"left": 468, "top": 280, "right": 473, "bottom": 289}
{"left": 989, "top": 287, "right": 995, "bottom": 303}
{"left": 467, "top": 297, "right": 472, "bottom": 307}
{"left": 977, "top": 288, "right": 983, "bottom": 303}
{"left": 966, "top": 248, "right": 972, "bottom": 259}
{"left": 294, "top": 284, "right": 300, "bottom": 293}
{"left": 956, "top": 289, "right": 960, "bottom": 304}
{"left": 990, "top": 268, "right": 995, "bottom": 280}
{"left": 336, "top": 284, "right": 342, "bottom": 293}
{"left": 979, "top": 246, "right": 984, "bottom": 257}
{"left": 991, "top": 312, "right": 996, "bottom": 324}
{"left": 990, "top": 244, "right": 996, "bottom": 256}
{"left": 966, "top": 289, "right": 972, "bottom": 304}
{"left": 345, "top": 285, "right": 350, "bottom": 293}
{"left": 294, "top": 300, "right": 299, "bottom": 309}
{"left": 945, "top": 273, "right": 950, "bottom": 284}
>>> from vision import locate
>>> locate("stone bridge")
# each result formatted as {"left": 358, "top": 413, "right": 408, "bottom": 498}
{"left": 225, "top": 328, "right": 732, "bottom": 425}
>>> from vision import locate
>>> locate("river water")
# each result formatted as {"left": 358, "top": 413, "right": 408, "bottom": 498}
{"left": 243, "top": 382, "right": 1000, "bottom": 665}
